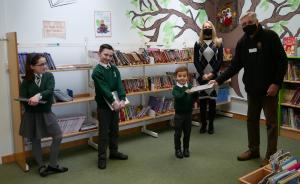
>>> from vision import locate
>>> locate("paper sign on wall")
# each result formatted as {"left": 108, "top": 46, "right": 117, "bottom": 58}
{"left": 94, "top": 11, "right": 112, "bottom": 37}
{"left": 43, "top": 21, "right": 66, "bottom": 39}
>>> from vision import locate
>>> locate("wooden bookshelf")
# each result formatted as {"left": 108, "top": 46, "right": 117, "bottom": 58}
{"left": 127, "top": 88, "right": 172, "bottom": 96}
{"left": 119, "top": 111, "right": 175, "bottom": 126}
{"left": 283, "top": 80, "right": 300, "bottom": 84}
{"left": 280, "top": 126, "right": 300, "bottom": 140}
{"left": 53, "top": 93, "right": 94, "bottom": 106}
{"left": 280, "top": 102, "right": 300, "bottom": 109}
{"left": 48, "top": 64, "right": 92, "bottom": 72}
{"left": 278, "top": 56, "right": 300, "bottom": 140}
{"left": 117, "top": 61, "right": 192, "bottom": 68}
{"left": 41, "top": 129, "right": 98, "bottom": 142}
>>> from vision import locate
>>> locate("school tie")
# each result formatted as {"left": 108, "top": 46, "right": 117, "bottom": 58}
{"left": 35, "top": 74, "right": 41, "bottom": 87}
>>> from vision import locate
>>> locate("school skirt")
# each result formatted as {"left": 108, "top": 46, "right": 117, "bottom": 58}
{"left": 19, "top": 111, "right": 62, "bottom": 139}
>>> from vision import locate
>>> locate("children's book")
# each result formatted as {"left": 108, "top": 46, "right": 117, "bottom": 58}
{"left": 104, "top": 91, "right": 130, "bottom": 111}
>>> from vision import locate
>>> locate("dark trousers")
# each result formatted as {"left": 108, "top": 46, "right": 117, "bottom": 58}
{"left": 247, "top": 95, "right": 278, "bottom": 158}
{"left": 174, "top": 112, "right": 192, "bottom": 150}
{"left": 199, "top": 98, "right": 216, "bottom": 127}
{"left": 97, "top": 108, "right": 119, "bottom": 159}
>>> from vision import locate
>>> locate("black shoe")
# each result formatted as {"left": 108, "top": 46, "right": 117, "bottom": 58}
{"left": 40, "top": 165, "right": 68, "bottom": 177}
{"left": 98, "top": 159, "right": 106, "bottom": 169}
{"left": 200, "top": 123, "right": 207, "bottom": 134}
{"left": 109, "top": 152, "right": 128, "bottom": 160}
{"left": 38, "top": 165, "right": 47, "bottom": 177}
{"left": 183, "top": 149, "right": 190, "bottom": 157}
{"left": 175, "top": 149, "right": 183, "bottom": 159}
{"left": 208, "top": 129, "right": 214, "bottom": 134}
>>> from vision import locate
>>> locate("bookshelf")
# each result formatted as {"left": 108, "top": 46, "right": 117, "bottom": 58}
{"left": 278, "top": 56, "right": 300, "bottom": 140}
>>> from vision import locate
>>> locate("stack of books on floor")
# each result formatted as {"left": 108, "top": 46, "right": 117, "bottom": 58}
{"left": 148, "top": 96, "right": 174, "bottom": 114}
{"left": 57, "top": 114, "right": 86, "bottom": 134}
{"left": 258, "top": 150, "right": 300, "bottom": 184}
{"left": 281, "top": 107, "right": 300, "bottom": 130}
{"left": 18, "top": 52, "right": 56, "bottom": 74}
{"left": 119, "top": 105, "right": 151, "bottom": 122}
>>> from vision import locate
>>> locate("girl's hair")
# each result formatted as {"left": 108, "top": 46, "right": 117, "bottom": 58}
{"left": 199, "top": 20, "right": 222, "bottom": 48}
{"left": 24, "top": 53, "right": 45, "bottom": 81}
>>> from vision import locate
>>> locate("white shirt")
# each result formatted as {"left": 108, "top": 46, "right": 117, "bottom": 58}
{"left": 176, "top": 82, "right": 188, "bottom": 88}
{"left": 99, "top": 61, "right": 111, "bottom": 69}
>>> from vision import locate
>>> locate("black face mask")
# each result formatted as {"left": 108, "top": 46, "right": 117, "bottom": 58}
{"left": 203, "top": 29, "right": 212, "bottom": 37}
{"left": 243, "top": 24, "right": 257, "bottom": 36}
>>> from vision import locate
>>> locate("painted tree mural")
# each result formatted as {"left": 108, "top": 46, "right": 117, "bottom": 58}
{"left": 127, "top": 0, "right": 300, "bottom": 98}
{"left": 127, "top": 0, "right": 300, "bottom": 43}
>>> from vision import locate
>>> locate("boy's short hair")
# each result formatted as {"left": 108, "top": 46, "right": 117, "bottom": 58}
{"left": 175, "top": 66, "right": 188, "bottom": 75}
{"left": 99, "top": 44, "right": 114, "bottom": 53}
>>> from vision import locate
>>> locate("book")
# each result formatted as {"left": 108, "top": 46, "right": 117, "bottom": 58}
{"left": 283, "top": 37, "right": 298, "bottom": 56}
{"left": 104, "top": 91, "right": 130, "bottom": 111}
{"left": 15, "top": 97, "right": 47, "bottom": 104}
{"left": 189, "top": 83, "right": 214, "bottom": 93}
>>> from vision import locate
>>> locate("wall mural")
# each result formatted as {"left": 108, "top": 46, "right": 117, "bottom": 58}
{"left": 127, "top": 0, "right": 300, "bottom": 98}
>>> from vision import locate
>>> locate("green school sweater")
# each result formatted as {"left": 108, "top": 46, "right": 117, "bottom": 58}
{"left": 172, "top": 83, "right": 198, "bottom": 113}
{"left": 92, "top": 64, "right": 126, "bottom": 110}
{"left": 20, "top": 72, "right": 55, "bottom": 113}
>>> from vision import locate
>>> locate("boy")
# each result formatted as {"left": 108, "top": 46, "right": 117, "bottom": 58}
{"left": 92, "top": 44, "right": 128, "bottom": 169}
{"left": 172, "top": 66, "right": 198, "bottom": 158}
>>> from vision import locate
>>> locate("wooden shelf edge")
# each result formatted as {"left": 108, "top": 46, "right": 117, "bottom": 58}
{"left": 280, "top": 126, "right": 300, "bottom": 140}
{"left": 283, "top": 80, "right": 300, "bottom": 84}
{"left": 117, "top": 61, "right": 192, "bottom": 68}
{"left": 127, "top": 88, "right": 172, "bottom": 96}
{"left": 280, "top": 103, "right": 300, "bottom": 109}
{"left": 53, "top": 95, "right": 94, "bottom": 106}
{"left": 41, "top": 129, "right": 98, "bottom": 142}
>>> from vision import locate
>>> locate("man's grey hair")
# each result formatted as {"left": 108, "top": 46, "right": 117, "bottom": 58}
{"left": 239, "top": 11, "right": 258, "bottom": 22}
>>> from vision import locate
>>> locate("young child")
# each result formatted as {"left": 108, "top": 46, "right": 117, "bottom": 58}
{"left": 172, "top": 66, "right": 198, "bottom": 158}
{"left": 19, "top": 53, "right": 68, "bottom": 177}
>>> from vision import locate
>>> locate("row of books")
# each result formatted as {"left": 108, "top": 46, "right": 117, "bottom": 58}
{"left": 284, "top": 62, "right": 300, "bottom": 81}
{"left": 281, "top": 107, "right": 300, "bottom": 130}
{"left": 258, "top": 150, "right": 300, "bottom": 184}
{"left": 57, "top": 114, "right": 86, "bottom": 134}
{"left": 119, "top": 105, "right": 151, "bottom": 122}
{"left": 148, "top": 96, "right": 174, "bottom": 113}
{"left": 282, "top": 89, "right": 300, "bottom": 105}
{"left": 146, "top": 48, "right": 193, "bottom": 63}
{"left": 18, "top": 53, "right": 56, "bottom": 74}
{"left": 122, "top": 75, "right": 174, "bottom": 93}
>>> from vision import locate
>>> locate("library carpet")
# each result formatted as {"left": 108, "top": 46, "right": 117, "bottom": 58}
{"left": 0, "top": 117, "right": 299, "bottom": 184}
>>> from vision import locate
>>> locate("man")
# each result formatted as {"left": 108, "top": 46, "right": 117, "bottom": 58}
{"left": 209, "top": 11, "right": 287, "bottom": 166}
{"left": 92, "top": 44, "right": 128, "bottom": 170}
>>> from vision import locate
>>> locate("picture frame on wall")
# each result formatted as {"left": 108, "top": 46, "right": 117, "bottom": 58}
{"left": 94, "top": 11, "right": 112, "bottom": 37}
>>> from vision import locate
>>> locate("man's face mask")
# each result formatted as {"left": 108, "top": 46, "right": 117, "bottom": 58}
{"left": 242, "top": 24, "right": 257, "bottom": 36}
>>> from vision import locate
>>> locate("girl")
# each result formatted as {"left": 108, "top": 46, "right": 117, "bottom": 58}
{"left": 19, "top": 53, "right": 68, "bottom": 177}
{"left": 194, "top": 21, "right": 223, "bottom": 134}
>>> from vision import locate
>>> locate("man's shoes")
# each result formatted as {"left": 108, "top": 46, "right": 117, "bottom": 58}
{"left": 208, "top": 123, "right": 214, "bottom": 134}
{"left": 98, "top": 159, "right": 106, "bottom": 169}
{"left": 183, "top": 149, "right": 190, "bottom": 157}
{"left": 260, "top": 158, "right": 269, "bottom": 167}
{"left": 237, "top": 150, "right": 260, "bottom": 161}
{"left": 39, "top": 165, "right": 68, "bottom": 177}
{"left": 109, "top": 152, "right": 128, "bottom": 160}
{"left": 175, "top": 149, "right": 183, "bottom": 159}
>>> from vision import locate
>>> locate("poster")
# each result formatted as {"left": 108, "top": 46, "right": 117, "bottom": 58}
{"left": 43, "top": 21, "right": 66, "bottom": 39}
{"left": 216, "top": 0, "right": 238, "bottom": 33}
{"left": 94, "top": 11, "right": 112, "bottom": 37}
